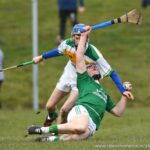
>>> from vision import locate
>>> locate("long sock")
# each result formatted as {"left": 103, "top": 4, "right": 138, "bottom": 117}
{"left": 49, "top": 125, "right": 58, "bottom": 134}
{"left": 49, "top": 135, "right": 60, "bottom": 142}
{"left": 41, "top": 127, "right": 49, "bottom": 133}
{"left": 48, "top": 112, "right": 58, "bottom": 121}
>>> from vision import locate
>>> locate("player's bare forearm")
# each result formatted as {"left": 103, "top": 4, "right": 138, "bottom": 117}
{"left": 110, "top": 81, "right": 134, "bottom": 116}
{"left": 76, "top": 26, "right": 91, "bottom": 73}
{"left": 76, "top": 35, "right": 87, "bottom": 73}
{"left": 111, "top": 96, "right": 128, "bottom": 117}
{"left": 33, "top": 48, "right": 62, "bottom": 64}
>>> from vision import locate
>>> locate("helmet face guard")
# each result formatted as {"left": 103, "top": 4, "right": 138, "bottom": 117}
{"left": 71, "top": 23, "right": 90, "bottom": 47}
{"left": 71, "top": 24, "right": 86, "bottom": 35}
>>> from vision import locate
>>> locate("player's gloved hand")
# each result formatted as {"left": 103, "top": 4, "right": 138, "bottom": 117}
{"left": 33, "top": 55, "right": 43, "bottom": 64}
{"left": 123, "top": 81, "right": 132, "bottom": 91}
{"left": 123, "top": 81, "right": 134, "bottom": 100}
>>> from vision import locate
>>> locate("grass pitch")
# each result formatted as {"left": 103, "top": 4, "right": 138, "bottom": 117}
{"left": 0, "top": 107, "right": 149, "bottom": 150}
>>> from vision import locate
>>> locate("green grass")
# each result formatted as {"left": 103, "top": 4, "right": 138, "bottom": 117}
{"left": 0, "top": 107, "right": 149, "bottom": 150}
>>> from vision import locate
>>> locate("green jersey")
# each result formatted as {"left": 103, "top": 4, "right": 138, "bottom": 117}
{"left": 75, "top": 71, "right": 116, "bottom": 129}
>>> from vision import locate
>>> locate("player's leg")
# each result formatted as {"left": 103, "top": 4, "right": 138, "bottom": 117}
{"left": 69, "top": 10, "right": 78, "bottom": 26}
{"left": 57, "top": 114, "right": 89, "bottom": 134}
{"left": 34, "top": 130, "right": 90, "bottom": 142}
{"left": 60, "top": 130, "right": 91, "bottom": 141}
{"left": 57, "top": 89, "right": 78, "bottom": 124}
{"left": 29, "top": 114, "right": 89, "bottom": 135}
{"left": 44, "top": 61, "right": 75, "bottom": 126}
{"left": 57, "top": 9, "right": 67, "bottom": 45}
{"left": 44, "top": 88, "right": 68, "bottom": 126}
{"left": 46, "top": 88, "right": 67, "bottom": 112}
{"left": 47, "top": 105, "right": 95, "bottom": 136}
{"left": 28, "top": 114, "right": 89, "bottom": 135}
{"left": 56, "top": 61, "right": 77, "bottom": 123}
{"left": 28, "top": 105, "right": 96, "bottom": 142}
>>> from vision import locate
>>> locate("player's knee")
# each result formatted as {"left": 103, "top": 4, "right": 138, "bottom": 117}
{"left": 73, "top": 125, "right": 87, "bottom": 134}
{"left": 46, "top": 102, "right": 55, "bottom": 111}
{"left": 60, "top": 107, "right": 69, "bottom": 116}
{"left": 70, "top": 134, "right": 81, "bottom": 140}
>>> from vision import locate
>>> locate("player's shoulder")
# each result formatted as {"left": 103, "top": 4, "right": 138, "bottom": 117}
{"left": 65, "top": 38, "right": 75, "bottom": 47}
{"left": 58, "top": 38, "right": 75, "bottom": 49}
{"left": 86, "top": 43, "right": 102, "bottom": 55}
{"left": 85, "top": 43, "right": 103, "bottom": 59}
{"left": 87, "top": 43, "right": 99, "bottom": 51}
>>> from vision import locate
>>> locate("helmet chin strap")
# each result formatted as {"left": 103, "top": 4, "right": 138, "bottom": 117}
{"left": 92, "top": 74, "right": 101, "bottom": 80}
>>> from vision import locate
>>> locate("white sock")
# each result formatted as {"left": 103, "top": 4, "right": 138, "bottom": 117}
{"left": 41, "top": 127, "right": 49, "bottom": 133}
{"left": 48, "top": 135, "right": 60, "bottom": 142}
{"left": 49, "top": 136, "right": 57, "bottom": 142}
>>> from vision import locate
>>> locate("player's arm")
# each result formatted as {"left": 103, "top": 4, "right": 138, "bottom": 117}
{"left": 95, "top": 53, "right": 130, "bottom": 97}
{"left": 111, "top": 95, "right": 132, "bottom": 117}
{"left": 110, "top": 82, "right": 134, "bottom": 117}
{"left": 76, "top": 26, "right": 91, "bottom": 73}
{"left": 110, "top": 71, "right": 133, "bottom": 99}
{"left": 88, "top": 46, "right": 126, "bottom": 95}
{"left": 33, "top": 48, "right": 63, "bottom": 64}
{"left": 110, "top": 70, "right": 125, "bottom": 94}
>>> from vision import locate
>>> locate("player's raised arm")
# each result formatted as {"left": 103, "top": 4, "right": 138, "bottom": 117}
{"left": 76, "top": 26, "right": 91, "bottom": 73}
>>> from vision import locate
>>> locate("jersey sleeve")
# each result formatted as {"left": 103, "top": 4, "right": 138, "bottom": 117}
{"left": 106, "top": 95, "right": 116, "bottom": 112}
{"left": 110, "top": 70, "right": 126, "bottom": 94}
{"left": 58, "top": 40, "right": 66, "bottom": 54}
{"left": 42, "top": 48, "right": 62, "bottom": 59}
{"left": 96, "top": 57, "right": 113, "bottom": 79}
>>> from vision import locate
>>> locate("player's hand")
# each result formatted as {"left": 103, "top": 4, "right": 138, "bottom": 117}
{"left": 123, "top": 81, "right": 134, "bottom": 100}
{"left": 33, "top": 55, "right": 43, "bottom": 64}
{"left": 123, "top": 91, "right": 134, "bottom": 100}
{"left": 78, "top": 7, "right": 85, "bottom": 13}
{"left": 81, "top": 26, "right": 92, "bottom": 36}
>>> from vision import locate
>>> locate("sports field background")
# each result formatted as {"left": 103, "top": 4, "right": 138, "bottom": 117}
{"left": 0, "top": 0, "right": 150, "bottom": 149}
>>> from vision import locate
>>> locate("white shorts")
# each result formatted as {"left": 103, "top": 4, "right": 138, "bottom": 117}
{"left": 67, "top": 105, "right": 96, "bottom": 137}
{"left": 56, "top": 61, "right": 78, "bottom": 92}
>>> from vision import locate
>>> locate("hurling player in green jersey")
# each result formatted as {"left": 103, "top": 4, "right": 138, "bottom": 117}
{"left": 28, "top": 26, "right": 134, "bottom": 142}
{"left": 33, "top": 24, "right": 132, "bottom": 127}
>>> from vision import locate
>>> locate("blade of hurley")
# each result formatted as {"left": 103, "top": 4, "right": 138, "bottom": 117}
{"left": 120, "top": 9, "right": 142, "bottom": 24}
{"left": 0, "top": 60, "right": 34, "bottom": 72}
{"left": 1, "top": 65, "right": 17, "bottom": 71}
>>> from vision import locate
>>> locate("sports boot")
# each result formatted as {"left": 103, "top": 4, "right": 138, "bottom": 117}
{"left": 43, "top": 112, "right": 58, "bottom": 127}
{"left": 28, "top": 126, "right": 42, "bottom": 134}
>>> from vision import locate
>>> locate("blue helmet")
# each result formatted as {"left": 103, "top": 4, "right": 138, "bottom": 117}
{"left": 71, "top": 24, "right": 86, "bottom": 35}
